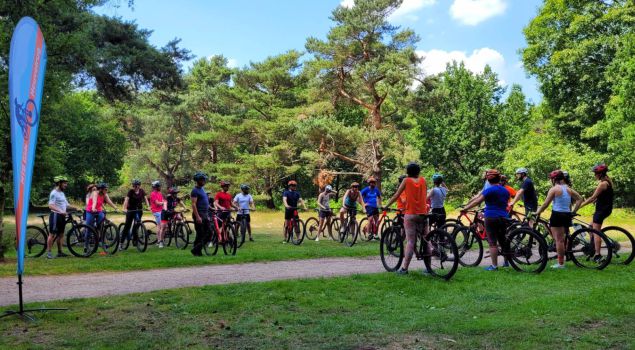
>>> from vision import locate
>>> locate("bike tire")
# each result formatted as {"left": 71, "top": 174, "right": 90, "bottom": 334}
{"left": 117, "top": 223, "right": 130, "bottom": 250}
{"left": 422, "top": 229, "right": 459, "bottom": 280}
{"left": 380, "top": 225, "right": 404, "bottom": 272}
{"left": 235, "top": 221, "right": 246, "bottom": 248}
{"left": 304, "top": 217, "right": 320, "bottom": 241}
{"left": 143, "top": 219, "right": 158, "bottom": 246}
{"left": 358, "top": 217, "right": 369, "bottom": 241}
{"left": 330, "top": 218, "right": 341, "bottom": 241}
{"left": 24, "top": 225, "right": 47, "bottom": 258}
{"left": 135, "top": 223, "right": 149, "bottom": 252}
{"left": 506, "top": 228, "right": 548, "bottom": 273}
{"left": 223, "top": 224, "right": 238, "bottom": 256}
{"left": 344, "top": 220, "right": 358, "bottom": 247}
{"left": 175, "top": 223, "right": 188, "bottom": 249}
{"left": 568, "top": 227, "right": 612, "bottom": 270}
{"left": 101, "top": 222, "right": 120, "bottom": 255}
{"left": 67, "top": 224, "right": 98, "bottom": 258}
{"left": 446, "top": 224, "right": 483, "bottom": 267}
{"left": 204, "top": 228, "right": 219, "bottom": 256}
{"left": 602, "top": 226, "right": 634, "bottom": 265}
{"left": 291, "top": 219, "right": 305, "bottom": 245}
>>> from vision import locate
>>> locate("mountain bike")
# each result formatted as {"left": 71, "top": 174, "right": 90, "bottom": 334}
{"left": 379, "top": 210, "right": 459, "bottom": 280}
{"left": 304, "top": 209, "right": 337, "bottom": 241}
{"left": 80, "top": 210, "right": 120, "bottom": 257}
{"left": 163, "top": 209, "right": 191, "bottom": 249}
{"left": 25, "top": 211, "right": 95, "bottom": 258}
{"left": 234, "top": 208, "right": 253, "bottom": 248}
{"left": 333, "top": 206, "right": 360, "bottom": 247}
{"left": 283, "top": 207, "right": 305, "bottom": 245}
{"left": 204, "top": 209, "right": 237, "bottom": 256}
{"left": 117, "top": 209, "right": 149, "bottom": 252}
{"left": 359, "top": 208, "right": 391, "bottom": 242}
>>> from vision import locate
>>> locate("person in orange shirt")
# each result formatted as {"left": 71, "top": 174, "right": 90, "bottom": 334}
{"left": 385, "top": 162, "right": 427, "bottom": 275}
{"left": 396, "top": 175, "right": 407, "bottom": 211}
{"left": 501, "top": 175, "right": 516, "bottom": 215}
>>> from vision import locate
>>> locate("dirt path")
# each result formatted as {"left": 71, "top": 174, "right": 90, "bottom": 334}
{"left": 0, "top": 257, "right": 389, "bottom": 307}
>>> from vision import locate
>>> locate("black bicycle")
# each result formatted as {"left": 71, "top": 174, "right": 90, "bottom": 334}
{"left": 79, "top": 210, "right": 120, "bottom": 257}
{"left": 234, "top": 209, "right": 253, "bottom": 248}
{"left": 117, "top": 209, "right": 149, "bottom": 252}
{"left": 305, "top": 209, "right": 337, "bottom": 241}
{"left": 163, "top": 209, "right": 191, "bottom": 249}
{"left": 332, "top": 206, "right": 359, "bottom": 247}
{"left": 25, "top": 211, "right": 95, "bottom": 258}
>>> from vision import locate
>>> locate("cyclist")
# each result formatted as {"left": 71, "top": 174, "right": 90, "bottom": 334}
{"left": 361, "top": 177, "right": 382, "bottom": 238}
{"left": 84, "top": 184, "right": 96, "bottom": 221}
{"left": 161, "top": 186, "right": 187, "bottom": 229}
{"left": 46, "top": 176, "right": 77, "bottom": 259}
{"left": 500, "top": 175, "right": 516, "bottom": 215}
{"left": 576, "top": 163, "right": 614, "bottom": 263}
{"left": 214, "top": 181, "right": 235, "bottom": 223}
{"left": 510, "top": 167, "right": 538, "bottom": 220}
{"left": 316, "top": 185, "right": 336, "bottom": 241}
{"left": 462, "top": 169, "right": 510, "bottom": 271}
{"left": 384, "top": 162, "right": 427, "bottom": 275}
{"left": 120, "top": 179, "right": 151, "bottom": 250}
{"left": 190, "top": 172, "right": 211, "bottom": 256}
{"left": 427, "top": 174, "right": 447, "bottom": 227}
{"left": 233, "top": 184, "right": 256, "bottom": 242}
{"left": 150, "top": 181, "right": 166, "bottom": 248}
{"left": 338, "top": 182, "right": 366, "bottom": 234}
{"left": 535, "top": 170, "right": 583, "bottom": 269}
{"left": 282, "top": 180, "right": 307, "bottom": 243}
{"left": 85, "top": 182, "right": 117, "bottom": 229}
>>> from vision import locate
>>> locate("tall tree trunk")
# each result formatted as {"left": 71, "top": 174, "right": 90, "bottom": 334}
{"left": 265, "top": 186, "right": 275, "bottom": 209}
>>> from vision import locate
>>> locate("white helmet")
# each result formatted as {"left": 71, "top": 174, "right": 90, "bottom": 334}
{"left": 515, "top": 168, "right": 528, "bottom": 175}
{"left": 325, "top": 185, "right": 334, "bottom": 192}
{"left": 151, "top": 180, "right": 161, "bottom": 188}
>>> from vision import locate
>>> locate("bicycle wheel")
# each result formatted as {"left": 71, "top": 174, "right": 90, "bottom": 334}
{"left": 204, "top": 228, "right": 219, "bottom": 256}
{"left": 117, "top": 223, "right": 130, "bottom": 250}
{"left": 143, "top": 219, "right": 158, "bottom": 246}
{"left": 506, "top": 228, "right": 548, "bottom": 273}
{"left": 358, "top": 217, "right": 370, "bottom": 241}
{"left": 330, "top": 218, "right": 341, "bottom": 241}
{"left": 602, "top": 226, "right": 634, "bottom": 265}
{"left": 304, "top": 217, "right": 319, "bottom": 241}
{"left": 568, "top": 227, "right": 612, "bottom": 269}
{"left": 135, "top": 223, "right": 149, "bottom": 252}
{"left": 185, "top": 221, "right": 195, "bottom": 246}
{"left": 101, "top": 222, "right": 120, "bottom": 255}
{"left": 67, "top": 224, "right": 98, "bottom": 258}
{"left": 422, "top": 229, "right": 459, "bottom": 280}
{"left": 446, "top": 224, "right": 483, "bottom": 267}
{"left": 24, "top": 225, "right": 47, "bottom": 258}
{"left": 533, "top": 219, "right": 553, "bottom": 251}
{"left": 344, "top": 220, "right": 358, "bottom": 247}
{"left": 235, "top": 220, "right": 246, "bottom": 248}
{"left": 379, "top": 219, "right": 391, "bottom": 240}
{"left": 291, "top": 219, "right": 305, "bottom": 245}
{"left": 175, "top": 223, "right": 189, "bottom": 249}
{"left": 223, "top": 225, "right": 238, "bottom": 256}
{"left": 380, "top": 225, "right": 404, "bottom": 272}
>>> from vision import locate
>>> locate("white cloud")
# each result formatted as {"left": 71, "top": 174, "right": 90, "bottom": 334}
{"left": 227, "top": 58, "right": 239, "bottom": 68}
{"left": 340, "top": 0, "right": 436, "bottom": 21}
{"left": 449, "top": 0, "right": 507, "bottom": 26}
{"left": 417, "top": 48, "right": 505, "bottom": 76}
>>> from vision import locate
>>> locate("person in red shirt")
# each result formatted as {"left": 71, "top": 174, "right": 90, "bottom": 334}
{"left": 214, "top": 180, "right": 235, "bottom": 223}
{"left": 501, "top": 175, "right": 517, "bottom": 214}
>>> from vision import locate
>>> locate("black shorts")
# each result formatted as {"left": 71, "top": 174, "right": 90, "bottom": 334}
{"left": 484, "top": 217, "right": 507, "bottom": 247}
{"left": 593, "top": 210, "right": 612, "bottom": 225}
{"left": 319, "top": 210, "right": 333, "bottom": 219}
{"left": 365, "top": 206, "right": 379, "bottom": 217}
{"left": 550, "top": 211, "right": 572, "bottom": 227}
{"left": 236, "top": 214, "right": 251, "bottom": 223}
{"left": 431, "top": 207, "right": 446, "bottom": 226}
{"left": 161, "top": 210, "right": 173, "bottom": 222}
{"left": 49, "top": 213, "right": 67, "bottom": 235}
{"left": 217, "top": 211, "right": 230, "bottom": 222}
{"left": 285, "top": 208, "right": 299, "bottom": 220}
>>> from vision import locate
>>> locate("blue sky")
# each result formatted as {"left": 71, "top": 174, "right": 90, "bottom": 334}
{"left": 97, "top": 0, "right": 544, "bottom": 102}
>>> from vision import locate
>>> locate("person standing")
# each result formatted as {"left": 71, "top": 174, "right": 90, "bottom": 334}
{"left": 190, "top": 172, "right": 211, "bottom": 256}
{"left": 46, "top": 176, "right": 77, "bottom": 259}
{"left": 428, "top": 174, "right": 448, "bottom": 227}
{"left": 283, "top": 180, "right": 307, "bottom": 243}
{"left": 510, "top": 167, "right": 538, "bottom": 218}
{"left": 120, "top": 179, "right": 151, "bottom": 250}
{"left": 316, "top": 185, "right": 335, "bottom": 241}
{"left": 536, "top": 170, "right": 583, "bottom": 269}
{"left": 150, "top": 181, "right": 166, "bottom": 248}
{"left": 214, "top": 181, "right": 234, "bottom": 224}
{"left": 361, "top": 177, "right": 382, "bottom": 239}
{"left": 384, "top": 162, "right": 427, "bottom": 275}
{"left": 233, "top": 184, "right": 256, "bottom": 242}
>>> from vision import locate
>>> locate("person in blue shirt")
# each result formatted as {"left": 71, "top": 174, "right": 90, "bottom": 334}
{"left": 282, "top": 180, "right": 307, "bottom": 243}
{"left": 360, "top": 177, "right": 382, "bottom": 238}
{"left": 463, "top": 169, "right": 510, "bottom": 271}
{"left": 190, "top": 172, "right": 211, "bottom": 256}
{"left": 428, "top": 174, "right": 448, "bottom": 227}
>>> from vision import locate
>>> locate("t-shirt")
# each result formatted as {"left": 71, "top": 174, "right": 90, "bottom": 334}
{"left": 403, "top": 177, "right": 427, "bottom": 215}
{"left": 361, "top": 187, "right": 382, "bottom": 208}
{"left": 127, "top": 189, "right": 146, "bottom": 210}
{"left": 166, "top": 195, "right": 180, "bottom": 211}
{"left": 504, "top": 185, "right": 517, "bottom": 204}
{"left": 48, "top": 189, "right": 68, "bottom": 213}
{"left": 233, "top": 193, "right": 253, "bottom": 214}
{"left": 87, "top": 193, "right": 105, "bottom": 212}
{"left": 215, "top": 191, "right": 233, "bottom": 210}
{"left": 283, "top": 190, "right": 301, "bottom": 207}
{"left": 149, "top": 191, "right": 164, "bottom": 213}
{"left": 429, "top": 187, "right": 447, "bottom": 209}
{"left": 482, "top": 185, "right": 510, "bottom": 218}
{"left": 521, "top": 177, "right": 538, "bottom": 209}
{"left": 191, "top": 186, "right": 210, "bottom": 216}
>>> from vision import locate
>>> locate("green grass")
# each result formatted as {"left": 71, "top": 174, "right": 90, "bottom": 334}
{"left": 0, "top": 211, "right": 379, "bottom": 277}
{"left": 0, "top": 266, "right": 633, "bottom": 349}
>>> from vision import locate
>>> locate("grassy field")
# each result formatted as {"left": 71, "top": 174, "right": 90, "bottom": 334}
{"left": 1, "top": 208, "right": 634, "bottom": 277}
{"left": 0, "top": 265, "right": 632, "bottom": 349}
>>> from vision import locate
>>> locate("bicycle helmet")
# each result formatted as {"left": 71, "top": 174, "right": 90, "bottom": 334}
{"left": 549, "top": 170, "right": 565, "bottom": 181}
{"left": 592, "top": 163, "right": 608, "bottom": 174}
{"left": 515, "top": 167, "right": 528, "bottom": 175}
{"left": 325, "top": 185, "right": 334, "bottom": 192}
{"left": 367, "top": 177, "right": 377, "bottom": 183}
{"left": 500, "top": 174, "right": 508, "bottom": 182}
{"left": 168, "top": 186, "right": 180, "bottom": 194}
{"left": 406, "top": 162, "right": 421, "bottom": 176}
{"left": 53, "top": 175, "right": 68, "bottom": 184}
{"left": 96, "top": 182, "right": 108, "bottom": 189}
{"left": 151, "top": 180, "right": 161, "bottom": 188}
{"left": 485, "top": 169, "right": 501, "bottom": 180}
{"left": 193, "top": 172, "right": 208, "bottom": 181}
{"left": 432, "top": 173, "right": 443, "bottom": 184}
{"left": 240, "top": 184, "right": 250, "bottom": 191}
{"left": 132, "top": 179, "right": 141, "bottom": 186}
{"left": 288, "top": 180, "right": 297, "bottom": 186}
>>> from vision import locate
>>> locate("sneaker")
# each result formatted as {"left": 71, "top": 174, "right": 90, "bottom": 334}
{"left": 282, "top": 241, "right": 287, "bottom": 244}
{"left": 551, "top": 263, "right": 566, "bottom": 269}
{"left": 593, "top": 255, "right": 604, "bottom": 264}
{"left": 422, "top": 268, "right": 431, "bottom": 275}
{"left": 502, "top": 261, "right": 510, "bottom": 268}
{"left": 118, "top": 244, "right": 125, "bottom": 251}
{"left": 207, "top": 242, "right": 213, "bottom": 248}
{"left": 484, "top": 265, "right": 498, "bottom": 271}
{"left": 159, "top": 241, "right": 164, "bottom": 248}
{"left": 46, "top": 252, "right": 54, "bottom": 259}
{"left": 396, "top": 268, "right": 408, "bottom": 275}
{"left": 56, "top": 252, "right": 69, "bottom": 258}
{"left": 249, "top": 237, "right": 254, "bottom": 242}
{"left": 315, "top": 237, "right": 320, "bottom": 242}
{"left": 190, "top": 249, "right": 202, "bottom": 257}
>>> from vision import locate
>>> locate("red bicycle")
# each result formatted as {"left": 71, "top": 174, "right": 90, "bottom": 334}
{"left": 204, "top": 209, "right": 237, "bottom": 256}
{"left": 359, "top": 209, "right": 391, "bottom": 242}
{"left": 283, "top": 207, "right": 305, "bottom": 245}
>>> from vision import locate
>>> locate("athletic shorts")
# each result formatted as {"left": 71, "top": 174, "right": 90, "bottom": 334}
{"left": 160, "top": 210, "right": 172, "bottom": 223}
{"left": 285, "top": 208, "right": 299, "bottom": 220}
{"left": 431, "top": 207, "right": 446, "bottom": 227}
{"left": 484, "top": 217, "right": 507, "bottom": 247}
{"left": 549, "top": 211, "right": 572, "bottom": 227}
{"left": 236, "top": 214, "right": 251, "bottom": 223}
{"left": 217, "top": 211, "right": 230, "bottom": 222}
{"left": 365, "top": 206, "right": 379, "bottom": 217}
{"left": 593, "top": 210, "right": 612, "bottom": 225}
{"left": 319, "top": 210, "right": 332, "bottom": 219}
{"left": 49, "top": 213, "right": 67, "bottom": 235}
{"left": 152, "top": 212, "right": 161, "bottom": 225}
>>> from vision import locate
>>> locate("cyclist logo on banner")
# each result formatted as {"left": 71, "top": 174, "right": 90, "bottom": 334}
{"left": 13, "top": 98, "right": 39, "bottom": 139}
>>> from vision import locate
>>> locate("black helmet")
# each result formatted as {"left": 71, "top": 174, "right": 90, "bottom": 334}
{"left": 406, "top": 162, "right": 420, "bottom": 176}
{"left": 151, "top": 180, "right": 161, "bottom": 188}
{"left": 240, "top": 184, "right": 250, "bottom": 191}
{"left": 193, "top": 172, "right": 208, "bottom": 181}
{"left": 132, "top": 179, "right": 141, "bottom": 186}
{"left": 398, "top": 175, "right": 407, "bottom": 183}
{"left": 97, "top": 182, "right": 108, "bottom": 189}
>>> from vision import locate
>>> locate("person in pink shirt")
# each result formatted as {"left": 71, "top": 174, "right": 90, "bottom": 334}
{"left": 150, "top": 181, "right": 166, "bottom": 248}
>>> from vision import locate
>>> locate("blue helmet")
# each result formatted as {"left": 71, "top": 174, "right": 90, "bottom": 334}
{"left": 193, "top": 172, "right": 208, "bottom": 181}
{"left": 432, "top": 173, "right": 443, "bottom": 183}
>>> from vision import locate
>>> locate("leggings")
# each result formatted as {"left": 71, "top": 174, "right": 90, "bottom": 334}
{"left": 120, "top": 211, "right": 141, "bottom": 242}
